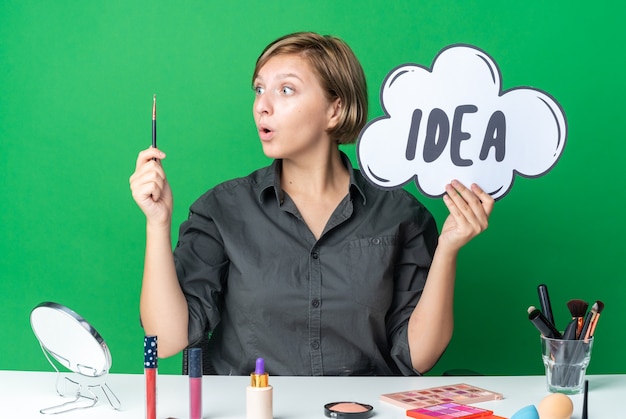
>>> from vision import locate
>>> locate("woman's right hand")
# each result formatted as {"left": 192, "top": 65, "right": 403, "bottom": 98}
{"left": 129, "top": 147, "right": 173, "bottom": 225}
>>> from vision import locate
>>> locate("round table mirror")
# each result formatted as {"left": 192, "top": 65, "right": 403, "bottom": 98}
{"left": 30, "top": 302, "right": 111, "bottom": 377}
{"left": 30, "top": 302, "right": 120, "bottom": 413}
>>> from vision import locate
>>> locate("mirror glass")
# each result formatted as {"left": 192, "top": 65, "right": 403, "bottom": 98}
{"left": 30, "top": 302, "right": 111, "bottom": 377}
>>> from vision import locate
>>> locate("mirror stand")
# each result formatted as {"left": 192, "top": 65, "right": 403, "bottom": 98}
{"left": 38, "top": 343, "right": 121, "bottom": 415}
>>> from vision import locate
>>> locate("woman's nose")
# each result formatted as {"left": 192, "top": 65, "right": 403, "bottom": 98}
{"left": 254, "top": 93, "right": 272, "bottom": 115}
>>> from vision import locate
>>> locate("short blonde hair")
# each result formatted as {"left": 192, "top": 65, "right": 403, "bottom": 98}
{"left": 253, "top": 32, "right": 368, "bottom": 144}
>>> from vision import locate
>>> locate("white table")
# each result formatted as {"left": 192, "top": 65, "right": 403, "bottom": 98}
{"left": 0, "top": 371, "right": 623, "bottom": 418}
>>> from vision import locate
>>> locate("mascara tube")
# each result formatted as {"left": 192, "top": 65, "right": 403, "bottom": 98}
{"left": 189, "top": 348, "right": 203, "bottom": 419}
{"left": 144, "top": 335, "right": 157, "bottom": 419}
{"left": 246, "top": 358, "right": 273, "bottom": 419}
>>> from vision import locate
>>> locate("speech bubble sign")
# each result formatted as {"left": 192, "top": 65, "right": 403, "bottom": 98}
{"left": 356, "top": 44, "right": 567, "bottom": 200}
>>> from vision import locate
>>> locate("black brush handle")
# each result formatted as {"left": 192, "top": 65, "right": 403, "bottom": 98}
{"left": 537, "top": 284, "right": 555, "bottom": 327}
{"left": 562, "top": 319, "right": 577, "bottom": 340}
{"left": 529, "top": 308, "right": 562, "bottom": 339}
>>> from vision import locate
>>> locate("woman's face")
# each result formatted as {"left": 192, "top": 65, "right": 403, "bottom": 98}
{"left": 252, "top": 54, "right": 340, "bottom": 160}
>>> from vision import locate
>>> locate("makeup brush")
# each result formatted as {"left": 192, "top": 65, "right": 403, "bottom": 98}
{"left": 152, "top": 94, "right": 157, "bottom": 149}
{"left": 580, "top": 301, "right": 604, "bottom": 342}
{"left": 588, "top": 300, "right": 605, "bottom": 338}
{"left": 528, "top": 306, "right": 562, "bottom": 339}
{"left": 537, "top": 284, "right": 555, "bottom": 327}
{"left": 562, "top": 319, "right": 578, "bottom": 340}
{"left": 578, "top": 309, "right": 593, "bottom": 341}
{"left": 151, "top": 94, "right": 157, "bottom": 162}
{"left": 566, "top": 299, "right": 588, "bottom": 339}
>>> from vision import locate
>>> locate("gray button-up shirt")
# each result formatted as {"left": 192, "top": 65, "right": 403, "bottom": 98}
{"left": 174, "top": 153, "right": 438, "bottom": 376}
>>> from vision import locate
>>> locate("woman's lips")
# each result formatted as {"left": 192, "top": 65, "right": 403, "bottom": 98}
{"left": 258, "top": 127, "right": 274, "bottom": 141}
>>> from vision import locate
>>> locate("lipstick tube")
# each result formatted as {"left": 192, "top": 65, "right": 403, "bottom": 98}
{"left": 246, "top": 358, "right": 273, "bottom": 419}
{"left": 189, "top": 348, "right": 203, "bottom": 419}
{"left": 144, "top": 335, "right": 157, "bottom": 419}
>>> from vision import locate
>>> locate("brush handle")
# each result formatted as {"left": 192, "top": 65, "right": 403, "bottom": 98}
{"left": 579, "top": 311, "right": 594, "bottom": 341}
{"left": 529, "top": 308, "right": 562, "bottom": 339}
{"left": 562, "top": 319, "right": 577, "bottom": 340}
{"left": 537, "top": 284, "right": 555, "bottom": 327}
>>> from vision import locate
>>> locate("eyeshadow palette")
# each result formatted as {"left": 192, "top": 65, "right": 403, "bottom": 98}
{"left": 406, "top": 402, "right": 496, "bottom": 419}
{"left": 380, "top": 383, "right": 503, "bottom": 410}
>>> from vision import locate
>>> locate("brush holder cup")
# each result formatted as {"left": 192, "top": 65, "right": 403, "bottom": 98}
{"left": 540, "top": 335, "right": 593, "bottom": 395}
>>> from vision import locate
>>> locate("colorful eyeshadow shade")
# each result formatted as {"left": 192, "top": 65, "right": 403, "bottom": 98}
{"left": 406, "top": 402, "right": 494, "bottom": 419}
{"left": 380, "top": 383, "right": 503, "bottom": 410}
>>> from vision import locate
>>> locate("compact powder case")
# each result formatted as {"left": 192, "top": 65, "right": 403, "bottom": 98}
{"left": 324, "top": 401, "right": 374, "bottom": 418}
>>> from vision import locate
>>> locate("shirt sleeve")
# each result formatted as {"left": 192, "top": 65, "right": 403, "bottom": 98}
{"left": 386, "top": 204, "right": 439, "bottom": 375}
{"left": 173, "top": 193, "right": 229, "bottom": 347}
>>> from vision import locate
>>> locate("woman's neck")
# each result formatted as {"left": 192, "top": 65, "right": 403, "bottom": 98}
{"left": 280, "top": 147, "right": 349, "bottom": 197}
{"left": 280, "top": 147, "right": 351, "bottom": 240}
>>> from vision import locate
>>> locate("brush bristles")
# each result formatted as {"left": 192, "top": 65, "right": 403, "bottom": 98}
{"left": 567, "top": 299, "right": 589, "bottom": 317}
{"left": 595, "top": 300, "right": 605, "bottom": 314}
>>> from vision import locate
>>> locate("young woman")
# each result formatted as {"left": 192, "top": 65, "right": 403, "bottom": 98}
{"left": 129, "top": 32, "right": 494, "bottom": 376}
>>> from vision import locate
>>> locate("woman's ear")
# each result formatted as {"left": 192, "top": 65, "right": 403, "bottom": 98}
{"left": 326, "top": 97, "right": 342, "bottom": 130}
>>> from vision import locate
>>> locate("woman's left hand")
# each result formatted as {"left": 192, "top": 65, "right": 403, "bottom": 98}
{"left": 438, "top": 180, "right": 495, "bottom": 252}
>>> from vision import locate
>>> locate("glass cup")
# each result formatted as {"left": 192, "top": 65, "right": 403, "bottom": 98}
{"left": 540, "top": 335, "right": 593, "bottom": 394}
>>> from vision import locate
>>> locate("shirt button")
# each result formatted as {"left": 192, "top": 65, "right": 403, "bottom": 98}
{"left": 372, "top": 238, "right": 381, "bottom": 245}
{"left": 311, "top": 250, "right": 319, "bottom": 259}
{"left": 311, "top": 298, "right": 320, "bottom": 308}
{"left": 311, "top": 340, "right": 320, "bottom": 350}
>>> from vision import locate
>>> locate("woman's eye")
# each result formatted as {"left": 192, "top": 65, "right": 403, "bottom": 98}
{"left": 254, "top": 86, "right": 265, "bottom": 95}
{"left": 281, "top": 86, "right": 294, "bottom": 95}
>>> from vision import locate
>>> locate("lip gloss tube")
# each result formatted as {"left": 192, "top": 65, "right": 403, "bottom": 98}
{"left": 189, "top": 348, "right": 203, "bottom": 419}
{"left": 144, "top": 335, "right": 157, "bottom": 419}
{"left": 247, "top": 357, "right": 273, "bottom": 419}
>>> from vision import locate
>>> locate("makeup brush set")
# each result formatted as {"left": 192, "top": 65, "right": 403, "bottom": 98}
{"left": 528, "top": 284, "right": 604, "bottom": 341}
{"left": 528, "top": 284, "right": 604, "bottom": 392}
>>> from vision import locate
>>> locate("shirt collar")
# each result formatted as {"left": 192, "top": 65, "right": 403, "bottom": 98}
{"left": 258, "top": 151, "right": 367, "bottom": 206}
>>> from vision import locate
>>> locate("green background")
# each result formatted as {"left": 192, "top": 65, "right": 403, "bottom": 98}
{"left": 1, "top": 1, "right": 624, "bottom": 376}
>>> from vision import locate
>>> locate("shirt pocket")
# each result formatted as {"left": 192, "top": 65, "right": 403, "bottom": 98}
{"left": 347, "top": 236, "right": 397, "bottom": 312}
